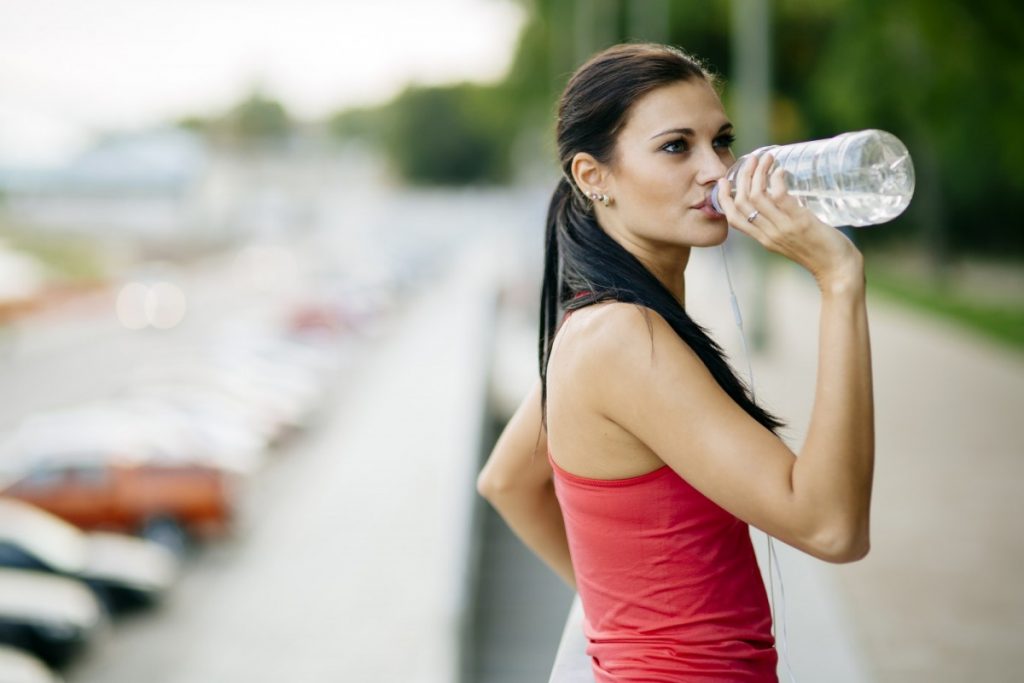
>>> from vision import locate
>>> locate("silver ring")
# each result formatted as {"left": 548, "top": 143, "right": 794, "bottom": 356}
{"left": 746, "top": 210, "right": 760, "bottom": 223}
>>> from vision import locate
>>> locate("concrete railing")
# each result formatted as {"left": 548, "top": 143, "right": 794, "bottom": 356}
{"left": 548, "top": 596, "right": 594, "bottom": 683}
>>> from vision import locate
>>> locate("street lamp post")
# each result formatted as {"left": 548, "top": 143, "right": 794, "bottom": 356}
{"left": 730, "top": 0, "right": 773, "bottom": 351}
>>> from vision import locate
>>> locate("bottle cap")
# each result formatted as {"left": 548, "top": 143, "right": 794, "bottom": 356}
{"left": 710, "top": 184, "right": 724, "bottom": 214}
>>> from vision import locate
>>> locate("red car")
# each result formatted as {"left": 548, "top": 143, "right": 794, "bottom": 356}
{"left": 1, "top": 454, "right": 237, "bottom": 554}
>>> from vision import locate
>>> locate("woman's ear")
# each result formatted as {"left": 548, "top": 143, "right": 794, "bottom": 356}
{"left": 571, "top": 152, "right": 610, "bottom": 198}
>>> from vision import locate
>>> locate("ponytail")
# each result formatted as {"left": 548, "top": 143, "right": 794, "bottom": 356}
{"left": 539, "top": 177, "right": 571, "bottom": 419}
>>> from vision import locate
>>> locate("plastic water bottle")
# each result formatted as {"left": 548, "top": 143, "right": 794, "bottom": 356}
{"left": 710, "top": 129, "right": 915, "bottom": 227}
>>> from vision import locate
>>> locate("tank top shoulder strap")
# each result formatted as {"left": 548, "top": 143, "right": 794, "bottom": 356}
{"left": 561, "top": 290, "right": 593, "bottom": 324}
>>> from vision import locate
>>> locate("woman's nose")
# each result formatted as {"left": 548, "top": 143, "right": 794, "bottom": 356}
{"left": 697, "top": 148, "right": 730, "bottom": 185}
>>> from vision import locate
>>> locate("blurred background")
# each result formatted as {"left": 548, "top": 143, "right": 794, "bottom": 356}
{"left": 0, "top": 1, "right": 1020, "bottom": 682}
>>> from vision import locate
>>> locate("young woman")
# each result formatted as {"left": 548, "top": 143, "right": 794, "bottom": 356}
{"left": 477, "top": 43, "right": 874, "bottom": 682}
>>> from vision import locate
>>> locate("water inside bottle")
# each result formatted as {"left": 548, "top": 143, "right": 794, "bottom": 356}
{"left": 788, "top": 189, "right": 911, "bottom": 227}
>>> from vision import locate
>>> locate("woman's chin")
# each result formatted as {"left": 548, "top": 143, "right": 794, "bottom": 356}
{"left": 687, "top": 221, "right": 730, "bottom": 247}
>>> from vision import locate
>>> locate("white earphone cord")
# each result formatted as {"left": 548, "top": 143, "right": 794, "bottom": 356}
{"left": 719, "top": 245, "right": 798, "bottom": 683}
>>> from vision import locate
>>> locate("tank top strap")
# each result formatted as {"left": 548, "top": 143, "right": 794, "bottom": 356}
{"left": 561, "top": 290, "right": 593, "bottom": 324}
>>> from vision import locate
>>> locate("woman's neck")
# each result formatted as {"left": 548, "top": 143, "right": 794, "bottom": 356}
{"left": 642, "top": 251, "right": 688, "bottom": 306}
{"left": 602, "top": 225, "right": 690, "bottom": 305}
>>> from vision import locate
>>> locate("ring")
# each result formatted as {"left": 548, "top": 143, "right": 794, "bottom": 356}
{"left": 746, "top": 210, "right": 760, "bottom": 223}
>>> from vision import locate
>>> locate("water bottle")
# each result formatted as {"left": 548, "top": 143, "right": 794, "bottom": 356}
{"left": 710, "top": 129, "right": 915, "bottom": 227}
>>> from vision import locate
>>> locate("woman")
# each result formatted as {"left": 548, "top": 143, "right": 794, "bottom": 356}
{"left": 477, "top": 43, "right": 874, "bottom": 682}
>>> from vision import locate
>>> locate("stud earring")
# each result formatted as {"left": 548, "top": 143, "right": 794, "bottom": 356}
{"left": 588, "top": 191, "right": 612, "bottom": 207}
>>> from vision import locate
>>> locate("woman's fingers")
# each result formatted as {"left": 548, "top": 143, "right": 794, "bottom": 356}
{"left": 716, "top": 177, "right": 768, "bottom": 245}
{"left": 732, "top": 152, "right": 758, "bottom": 205}
{"left": 746, "top": 155, "right": 790, "bottom": 227}
{"left": 724, "top": 154, "right": 784, "bottom": 235}
{"left": 767, "top": 166, "right": 787, "bottom": 200}
{"left": 720, "top": 153, "right": 859, "bottom": 276}
{"left": 719, "top": 154, "right": 805, "bottom": 252}
{"left": 749, "top": 153, "right": 772, "bottom": 197}
{"left": 724, "top": 155, "right": 766, "bottom": 229}
{"left": 766, "top": 166, "right": 800, "bottom": 212}
{"left": 735, "top": 154, "right": 783, "bottom": 219}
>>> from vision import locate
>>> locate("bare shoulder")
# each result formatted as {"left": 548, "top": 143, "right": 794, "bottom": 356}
{"left": 547, "top": 301, "right": 715, "bottom": 477}
{"left": 551, "top": 301, "right": 701, "bottom": 381}
{"left": 548, "top": 300, "right": 714, "bottom": 431}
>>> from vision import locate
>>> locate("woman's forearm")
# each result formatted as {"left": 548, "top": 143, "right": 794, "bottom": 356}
{"left": 486, "top": 482, "right": 576, "bottom": 589}
{"left": 793, "top": 271, "right": 875, "bottom": 559}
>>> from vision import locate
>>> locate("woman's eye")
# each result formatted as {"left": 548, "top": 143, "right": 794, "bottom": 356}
{"left": 661, "top": 139, "right": 688, "bottom": 154}
{"left": 714, "top": 134, "right": 736, "bottom": 150}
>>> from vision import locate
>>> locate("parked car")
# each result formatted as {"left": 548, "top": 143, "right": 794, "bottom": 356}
{"left": 120, "top": 383, "right": 277, "bottom": 451}
{"left": 0, "top": 499, "right": 178, "bottom": 612}
{"left": 0, "top": 450, "right": 237, "bottom": 555}
{"left": 131, "top": 360, "right": 313, "bottom": 437}
{"left": 102, "top": 397, "right": 267, "bottom": 475}
{"left": 0, "top": 644, "right": 62, "bottom": 683}
{"left": 23, "top": 399, "right": 266, "bottom": 477}
{"left": 0, "top": 404, "right": 231, "bottom": 473}
{"left": 0, "top": 569, "right": 102, "bottom": 668}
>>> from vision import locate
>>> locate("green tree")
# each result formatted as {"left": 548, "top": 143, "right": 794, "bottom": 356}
{"left": 176, "top": 91, "right": 293, "bottom": 147}
{"left": 803, "top": 0, "right": 1024, "bottom": 258}
{"left": 227, "top": 92, "right": 291, "bottom": 141}
{"left": 381, "top": 83, "right": 515, "bottom": 185}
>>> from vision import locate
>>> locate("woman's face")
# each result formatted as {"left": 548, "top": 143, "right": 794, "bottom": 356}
{"left": 597, "top": 79, "right": 735, "bottom": 251}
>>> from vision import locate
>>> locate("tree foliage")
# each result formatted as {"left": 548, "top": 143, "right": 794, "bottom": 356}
{"left": 385, "top": 84, "right": 516, "bottom": 185}
{"left": 801, "top": 0, "right": 1024, "bottom": 255}
{"left": 177, "top": 90, "right": 293, "bottom": 148}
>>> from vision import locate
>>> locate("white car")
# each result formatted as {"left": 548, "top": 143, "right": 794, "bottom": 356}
{"left": 0, "top": 568, "right": 103, "bottom": 668}
{"left": 0, "top": 645, "right": 62, "bottom": 683}
{"left": 0, "top": 499, "right": 179, "bottom": 613}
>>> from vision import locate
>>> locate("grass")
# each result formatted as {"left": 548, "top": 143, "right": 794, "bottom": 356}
{"left": 866, "top": 261, "right": 1024, "bottom": 352}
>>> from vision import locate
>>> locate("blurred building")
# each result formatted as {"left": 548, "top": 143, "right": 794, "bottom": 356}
{"left": 0, "top": 127, "right": 330, "bottom": 252}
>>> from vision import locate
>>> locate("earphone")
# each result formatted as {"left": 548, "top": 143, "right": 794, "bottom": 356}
{"left": 719, "top": 243, "right": 799, "bottom": 683}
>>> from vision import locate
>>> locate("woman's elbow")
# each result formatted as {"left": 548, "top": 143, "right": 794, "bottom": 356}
{"left": 822, "top": 536, "right": 870, "bottom": 564}
{"left": 477, "top": 463, "right": 549, "bottom": 507}
{"left": 476, "top": 466, "right": 517, "bottom": 502}
{"left": 809, "top": 524, "right": 871, "bottom": 564}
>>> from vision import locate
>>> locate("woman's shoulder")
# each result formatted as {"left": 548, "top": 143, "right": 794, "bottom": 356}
{"left": 554, "top": 301, "right": 694, "bottom": 375}
{"left": 564, "top": 300, "right": 653, "bottom": 337}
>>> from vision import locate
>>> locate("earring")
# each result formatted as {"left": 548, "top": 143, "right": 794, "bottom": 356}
{"left": 587, "top": 191, "right": 612, "bottom": 207}
{"left": 599, "top": 193, "right": 611, "bottom": 207}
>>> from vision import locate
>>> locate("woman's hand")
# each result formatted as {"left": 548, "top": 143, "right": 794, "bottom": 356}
{"left": 716, "top": 153, "right": 864, "bottom": 293}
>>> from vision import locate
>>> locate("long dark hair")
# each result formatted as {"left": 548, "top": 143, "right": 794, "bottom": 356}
{"left": 540, "top": 43, "right": 783, "bottom": 434}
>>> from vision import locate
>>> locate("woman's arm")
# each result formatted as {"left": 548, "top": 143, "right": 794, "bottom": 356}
{"left": 477, "top": 379, "right": 576, "bottom": 588}
{"left": 794, "top": 270, "right": 874, "bottom": 560}
{"left": 720, "top": 151, "right": 874, "bottom": 560}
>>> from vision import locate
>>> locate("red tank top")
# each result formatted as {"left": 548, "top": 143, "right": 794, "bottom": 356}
{"left": 549, "top": 452, "right": 778, "bottom": 682}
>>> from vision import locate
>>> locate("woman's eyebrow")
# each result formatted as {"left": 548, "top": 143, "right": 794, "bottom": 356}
{"left": 648, "top": 122, "right": 734, "bottom": 140}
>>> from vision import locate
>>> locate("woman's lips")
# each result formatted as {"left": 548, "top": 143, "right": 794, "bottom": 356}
{"left": 693, "top": 200, "right": 724, "bottom": 218}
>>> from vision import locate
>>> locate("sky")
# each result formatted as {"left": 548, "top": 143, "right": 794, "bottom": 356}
{"left": 0, "top": 0, "right": 525, "bottom": 165}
